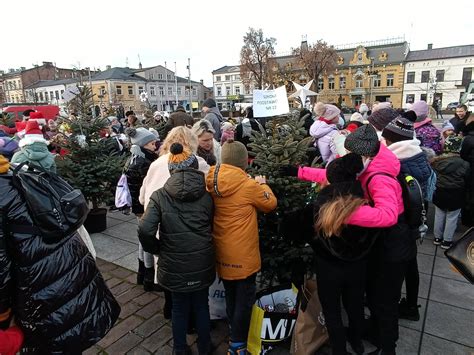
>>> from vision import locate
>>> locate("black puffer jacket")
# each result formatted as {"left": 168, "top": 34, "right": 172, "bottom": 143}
{"left": 138, "top": 168, "right": 215, "bottom": 292}
{"left": 460, "top": 122, "right": 474, "bottom": 225}
{"left": 125, "top": 147, "right": 158, "bottom": 214}
{"left": 450, "top": 111, "right": 470, "bottom": 134}
{"left": 312, "top": 182, "right": 379, "bottom": 262}
{"left": 431, "top": 153, "right": 470, "bottom": 210}
{"left": 0, "top": 172, "right": 120, "bottom": 353}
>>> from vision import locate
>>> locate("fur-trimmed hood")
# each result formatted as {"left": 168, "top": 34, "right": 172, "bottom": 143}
{"left": 19, "top": 134, "right": 48, "bottom": 148}
{"left": 387, "top": 139, "right": 422, "bottom": 160}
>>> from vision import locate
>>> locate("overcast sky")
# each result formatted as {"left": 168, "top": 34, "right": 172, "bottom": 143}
{"left": 2, "top": 0, "right": 472, "bottom": 87}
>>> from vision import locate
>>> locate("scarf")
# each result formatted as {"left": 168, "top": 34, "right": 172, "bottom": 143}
{"left": 197, "top": 146, "right": 217, "bottom": 166}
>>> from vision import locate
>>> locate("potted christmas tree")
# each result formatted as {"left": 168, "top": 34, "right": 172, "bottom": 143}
{"left": 55, "top": 85, "right": 125, "bottom": 233}
{"left": 248, "top": 112, "right": 316, "bottom": 287}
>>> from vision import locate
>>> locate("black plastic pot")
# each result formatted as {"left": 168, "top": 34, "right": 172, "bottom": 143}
{"left": 84, "top": 208, "right": 108, "bottom": 233}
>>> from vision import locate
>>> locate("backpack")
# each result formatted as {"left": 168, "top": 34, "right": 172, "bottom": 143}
{"left": 366, "top": 172, "right": 428, "bottom": 239}
{"left": 11, "top": 161, "right": 89, "bottom": 240}
{"left": 0, "top": 137, "right": 19, "bottom": 160}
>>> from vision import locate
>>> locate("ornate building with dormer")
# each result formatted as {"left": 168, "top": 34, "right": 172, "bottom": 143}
{"left": 317, "top": 38, "right": 408, "bottom": 108}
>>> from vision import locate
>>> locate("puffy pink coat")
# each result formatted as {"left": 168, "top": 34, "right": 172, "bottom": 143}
{"left": 309, "top": 120, "right": 338, "bottom": 163}
{"left": 298, "top": 144, "right": 403, "bottom": 228}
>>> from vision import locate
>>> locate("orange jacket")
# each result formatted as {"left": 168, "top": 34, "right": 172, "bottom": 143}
{"left": 206, "top": 164, "right": 277, "bottom": 280}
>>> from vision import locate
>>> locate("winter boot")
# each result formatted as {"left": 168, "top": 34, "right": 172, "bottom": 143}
{"left": 143, "top": 267, "right": 155, "bottom": 292}
{"left": 398, "top": 297, "right": 420, "bottom": 321}
{"left": 137, "top": 259, "right": 145, "bottom": 285}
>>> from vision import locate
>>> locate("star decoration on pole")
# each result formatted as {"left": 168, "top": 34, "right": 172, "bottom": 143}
{"left": 289, "top": 80, "right": 318, "bottom": 107}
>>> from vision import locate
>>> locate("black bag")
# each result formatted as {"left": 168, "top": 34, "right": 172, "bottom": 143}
{"left": 366, "top": 172, "right": 427, "bottom": 229}
{"left": 11, "top": 162, "right": 89, "bottom": 240}
{"left": 444, "top": 227, "right": 474, "bottom": 284}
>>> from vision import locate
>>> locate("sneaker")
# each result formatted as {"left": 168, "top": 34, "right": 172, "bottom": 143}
{"left": 398, "top": 297, "right": 420, "bottom": 321}
{"left": 433, "top": 237, "right": 442, "bottom": 245}
{"left": 441, "top": 240, "right": 453, "bottom": 249}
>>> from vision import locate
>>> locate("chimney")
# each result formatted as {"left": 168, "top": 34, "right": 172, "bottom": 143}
{"left": 106, "top": 65, "right": 111, "bottom": 70}
{"left": 42, "top": 61, "right": 52, "bottom": 66}
{"left": 200, "top": 79, "right": 204, "bottom": 85}
{"left": 301, "top": 34, "right": 308, "bottom": 51}
{"left": 139, "top": 62, "right": 142, "bottom": 70}
{"left": 0, "top": 70, "right": 4, "bottom": 75}
{"left": 20, "top": 66, "right": 26, "bottom": 71}
{"left": 427, "top": 43, "right": 433, "bottom": 50}
{"left": 9, "top": 68, "right": 14, "bottom": 73}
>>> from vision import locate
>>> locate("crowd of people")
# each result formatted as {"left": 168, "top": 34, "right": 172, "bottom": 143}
{"left": 0, "top": 98, "right": 473, "bottom": 354}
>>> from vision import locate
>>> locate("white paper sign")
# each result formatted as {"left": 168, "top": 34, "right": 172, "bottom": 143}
{"left": 62, "top": 86, "right": 80, "bottom": 102}
{"left": 253, "top": 86, "right": 290, "bottom": 117}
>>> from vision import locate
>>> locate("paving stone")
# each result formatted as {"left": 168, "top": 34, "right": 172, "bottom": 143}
{"left": 105, "top": 332, "right": 142, "bottom": 354}
{"left": 424, "top": 300, "right": 474, "bottom": 347}
{"left": 104, "top": 221, "right": 139, "bottom": 244}
{"left": 430, "top": 276, "right": 474, "bottom": 311}
{"left": 396, "top": 326, "right": 421, "bottom": 355}
{"left": 417, "top": 253, "right": 434, "bottom": 275}
{"left": 115, "top": 251, "right": 140, "bottom": 272}
{"left": 433, "top": 256, "right": 470, "bottom": 283}
{"left": 110, "top": 267, "right": 134, "bottom": 279}
{"left": 420, "top": 333, "right": 474, "bottom": 355}
{"left": 106, "top": 277, "right": 123, "bottom": 289}
{"left": 98, "top": 315, "right": 144, "bottom": 348}
{"left": 153, "top": 344, "right": 173, "bottom": 355}
{"left": 402, "top": 272, "right": 430, "bottom": 299}
{"left": 116, "top": 286, "right": 146, "bottom": 304}
{"left": 96, "top": 258, "right": 107, "bottom": 266}
{"left": 135, "top": 297, "right": 165, "bottom": 319}
{"left": 119, "top": 301, "right": 143, "bottom": 320}
{"left": 126, "top": 346, "right": 151, "bottom": 355}
{"left": 126, "top": 272, "right": 139, "bottom": 284}
{"left": 134, "top": 291, "right": 159, "bottom": 306}
{"left": 111, "top": 281, "right": 135, "bottom": 296}
{"left": 101, "top": 272, "right": 114, "bottom": 281}
{"left": 141, "top": 325, "right": 173, "bottom": 352}
{"left": 108, "top": 211, "right": 137, "bottom": 222}
{"left": 107, "top": 216, "right": 126, "bottom": 228}
{"left": 417, "top": 240, "right": 436, "bottom": 256}
{"left": 92, "top": 233, "right": 137, "bottom": 262}
{"left": 133, "top": 313, "right": 167, "bottom": 338}
{"left": 97, "top": 259, "right": 119, "bottom": 273}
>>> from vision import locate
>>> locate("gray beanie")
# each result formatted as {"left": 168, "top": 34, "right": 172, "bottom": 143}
{"left": 344, "top": 124, "right": 380, "bottom": 157}
{"left": 368, "top": 108, "right": 399, "bottom": 131}
{"left": 382, "top": 116, "right": 414, "bottom": 143}
{"left": 125, "top": 127, "right": 156, "bottom": 147}
{"left": 202, "top": 98, "right": 217, "bottom": 108}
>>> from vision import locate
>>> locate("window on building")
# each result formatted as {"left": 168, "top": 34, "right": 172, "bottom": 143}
{"left": 60, "top": 89, "right": 64, "bottom": 95}
{"left": 386, "top": 74, "right": 394, "bottom": 87}
{"left": 216, "top": 76, "right": 221, "bottom": 82}
{"left": 420, "top": 93, "right": 427, "bottom": 101}
{"left": 226, "top": 86, "right": 231, "bottom": 95}
{"left": 55, "top": 91, "right": 59, "bottom": 100}
{"left": 406, "top": 94, "right": 414, "bottom": 103}
{"left": 13, "top": 81, "right": 17, "bottom": 89}
{"left": 50, "top": 91, "right": 54, "bottom": 100}
{"left": 436, "top": 70, "right": 445, "bottom": 82}
{"left": 373, "top": 75, "right": 381, "bottom": 87}
{"left": 39, "top": 92, "right": 44, "bottom": 101}
{"left": 318, "top": 78, "right": 324, "bottom": 90}
{"left": 234, "top": 74, "right": 241, "bottom": 80}
{"left": 158, "top": 73, "right": 163, "bottom": 80}
{"left": 339, "top": 76, "right": 346, "bottom": 89}
{"left": 116, "top": 85, "right": 122, "bottom": 95}
{"left": 328, "top": 77, "right": 335, "bottom": 90}
{"left": 166, "top": 87, "right": 172, "bottom": 96}
{"left": 235, "top": 86, "right": 241, "bottom": 95}
{"left": 128, "top": 86, "right": 133, "bottom": 95}
{"left": 192, "top": 88, "right": 197, "bottom": 96}
{"left": 150, "top": 86, "right": 156, "bottom": 96}
{"left": 217, "top": 87, "right": 222, "bottom": 96}
{"left": 225, "top": 75, "right": 231, "bottom": 81}
{"left": 159, "top": 86, "right": 164, "bottom": 95}
{"left": 355, "top": 76, "right": 363, "bottom": 88}
{"left": 149, "top": 73, "right": 154, "bottom": 80}
{"left": 167, "top": 74, "right": 172, "bottom": 80}
{"left": 100, "top": 86, "right": 106, "bottom": 95}
{"left": 421, "top": 71, "right": 430, "bottom": 83}
{"left": 185, "top": 89, "right": 189, "bottom": 96}
{"left": 462, "top": 67, "right": 472, "bottom": 87}
{"left": 45, "top": 92, "right": 49, "bottom": 101}
{"left": 177, "top": 87, "right": 182, "bottom": 95}
{"left": 407, "top": 72, "right": 415, "bottom": 83}
{"left": 138, "top": 86, "right": 144, "bottom": 94}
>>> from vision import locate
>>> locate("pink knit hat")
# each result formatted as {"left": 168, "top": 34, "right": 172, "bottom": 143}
{"left": 411, "top": 100, "right": 429, "bottom": 121}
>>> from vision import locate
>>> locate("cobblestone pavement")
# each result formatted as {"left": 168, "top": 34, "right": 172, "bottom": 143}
{"left": 84, "top": 210, "right": 474, "bottom": 354}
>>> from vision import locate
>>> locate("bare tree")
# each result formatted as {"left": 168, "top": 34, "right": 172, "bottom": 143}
{"left": 240, "top": 28, "right": 276, "bottom": 90}
{"left": 293, "top": 40, "right": 338, "bottom": 93}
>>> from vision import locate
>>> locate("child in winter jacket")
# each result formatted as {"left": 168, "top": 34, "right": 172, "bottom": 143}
{"left": 206, "top": 140, "right": 277, "bottom": 355}
{"left": 411, "top": 101, "right": 442, "bottom": 155}
{"left": 124, "top": 127, "right": 159, "bottom": 291}
{"left": 220, "top": 121, "right": 235, "bottom": 146}
{"left": 431, "top": 135, "right": 470, "bottom": 249}
{"left": 309, "top": 102, "right": 341, "bottom": 164}
{"left": 313, "top": 153, "right": 378, "bottom": 355}
{"left": 138, "top": 143, "right": 215, "bottom": 355}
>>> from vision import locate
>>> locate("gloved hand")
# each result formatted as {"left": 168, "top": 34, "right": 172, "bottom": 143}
{"left": 279, "top": 165, "right": 299, "bottom": 177}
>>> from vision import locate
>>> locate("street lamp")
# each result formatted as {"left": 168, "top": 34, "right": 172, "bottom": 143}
{"left": 367, "top": 58, "right": 378, "bottom": 107}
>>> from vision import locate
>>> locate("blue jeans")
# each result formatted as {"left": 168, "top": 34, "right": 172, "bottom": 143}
{"left": 434, "top": 206, "right": 461, "bottom": 242}
{"left": 222, "top": 274, "right": 257, "bottom": 343}
{"left": 171, "top": 288, "right": 211, "bottom": 354}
